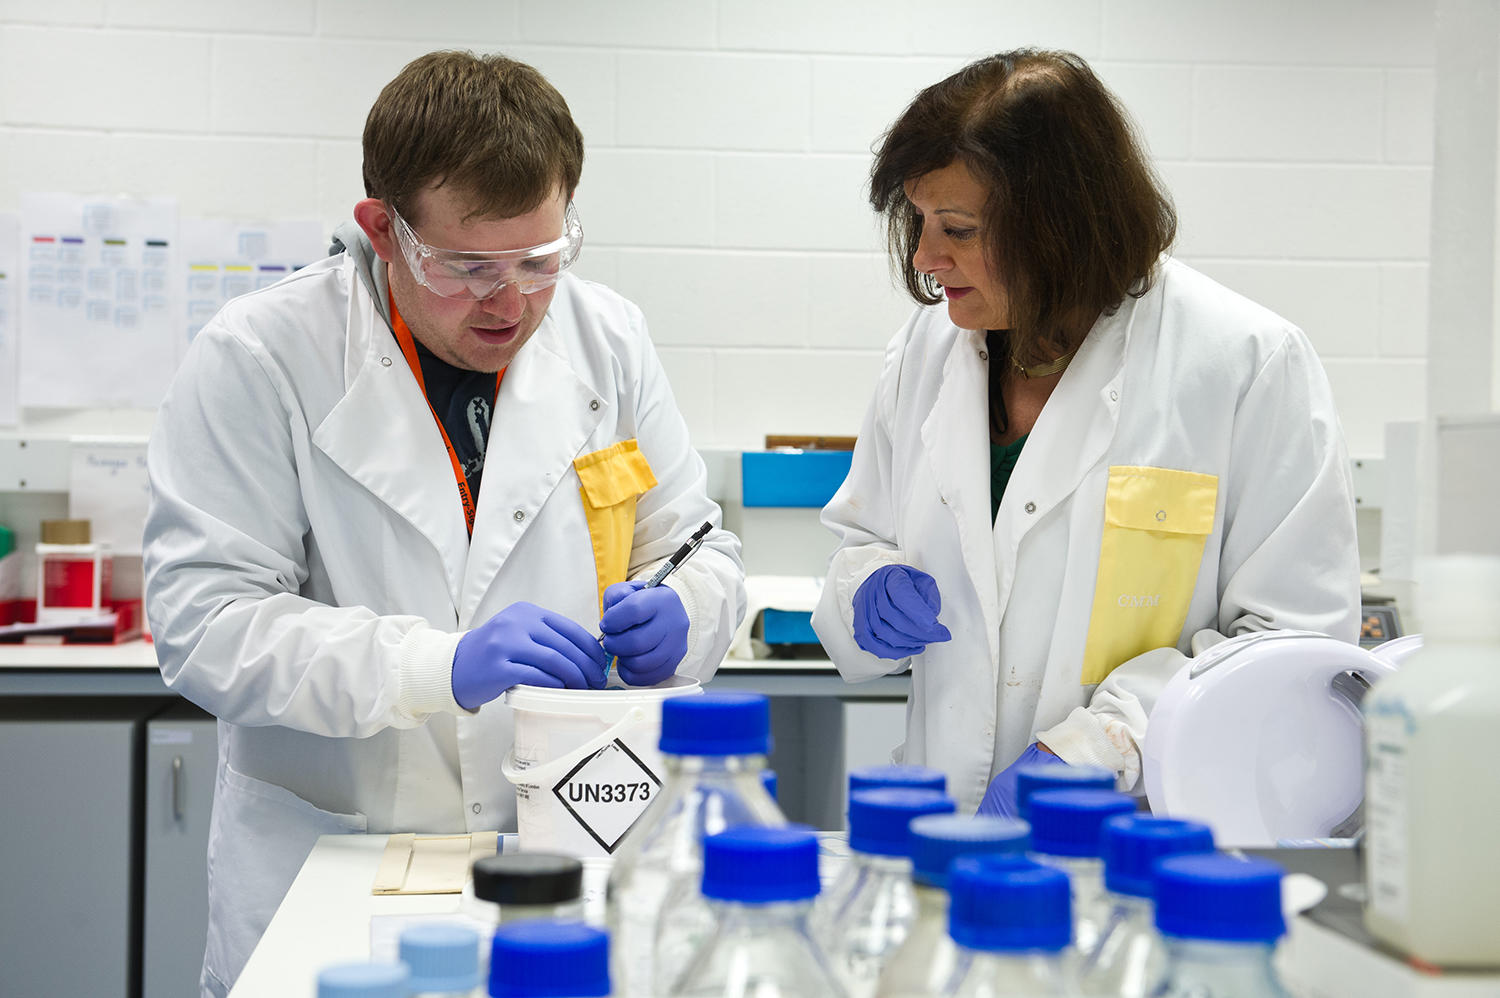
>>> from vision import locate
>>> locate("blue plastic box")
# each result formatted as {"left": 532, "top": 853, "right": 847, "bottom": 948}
{"left": 761, "top": 608, "right": 819, "bottom": 645}
{"left": 741, "top": 450, "right": 853, "bottom": 508}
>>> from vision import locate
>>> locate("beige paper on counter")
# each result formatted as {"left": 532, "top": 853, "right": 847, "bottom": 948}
{"left": 371, "top": 832, "right": 498, "bottom": 895}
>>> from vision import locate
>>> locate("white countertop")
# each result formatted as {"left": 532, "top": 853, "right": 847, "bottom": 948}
{"left": 0, "top": 637, "right": 159, "bottom": 668}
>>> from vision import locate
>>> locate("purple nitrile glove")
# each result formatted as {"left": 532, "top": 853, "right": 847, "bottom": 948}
{"left": 852, "top": 564, "right": 953, "bottom": 660}
{"left": 452, "top": 601, "right": 610, "bottom": 710}
{"left": 599, "top": 580, "right": 689, "bottom": 687}
{"left": 977, "top": 744, "right": 1054, "bottom": 819}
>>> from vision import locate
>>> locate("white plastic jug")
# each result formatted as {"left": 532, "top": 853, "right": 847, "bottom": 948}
{"left": 502, "top": 677, "right": 702, "bottom": 857}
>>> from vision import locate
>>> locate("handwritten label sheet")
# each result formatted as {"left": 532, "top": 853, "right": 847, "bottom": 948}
{"left": 68, "top": 439, "right": 151, "bottom": 555}
{"left": 181, "top": 219, "right": 325, "bottom": 356}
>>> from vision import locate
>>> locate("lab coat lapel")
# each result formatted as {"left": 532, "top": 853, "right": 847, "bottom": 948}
{"left": 312, "top": 267, "right": 469, "bottom": 607}
{"left": 921, "top": 331, "right": 1001, "bottom": 665}
{"left": 459, "top": 316, "right": 602, "bottom": 626}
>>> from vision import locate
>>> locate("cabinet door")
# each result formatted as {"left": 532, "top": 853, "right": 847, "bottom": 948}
{"left": 0, "top": 701, "right": 146, "bottom": 998}
{"left": 143, "top": 704, "right": 218, "bottom": 998}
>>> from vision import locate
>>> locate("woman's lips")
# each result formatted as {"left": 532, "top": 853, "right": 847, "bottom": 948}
{"left": 944, "top": 286, "right": 974, "bottom": 301}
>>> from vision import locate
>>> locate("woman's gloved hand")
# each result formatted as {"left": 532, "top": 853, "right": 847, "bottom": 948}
{"left": 452, "top": 601, "right": 609, "bottom": 710}
{"left": 853, "top": 564, "right": 953, "bottom": 659}
{"left": 600, "top": 580, "right": 690, "bottom": 686}
{"left": 977, "top": 743, "right": 1055, "bottom": 818}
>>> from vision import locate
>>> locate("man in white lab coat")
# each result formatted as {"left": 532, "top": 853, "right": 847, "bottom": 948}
{"left": 812, "top": 50, "right": 1361, "bottom": 815}
{"left": 143, "top": 51, "right": 744, "bottom": 996}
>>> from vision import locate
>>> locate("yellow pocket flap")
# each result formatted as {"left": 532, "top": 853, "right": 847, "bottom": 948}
{"left": 1102, "top": 466, "right": 1218, "bottom": 535}
{"left": 574, "top": 439, "right": 658, "bottom": 507}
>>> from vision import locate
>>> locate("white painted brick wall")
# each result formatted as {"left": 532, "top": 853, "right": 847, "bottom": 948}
{"left": 0, "top": 2, "right": 1438, "bottom": 457}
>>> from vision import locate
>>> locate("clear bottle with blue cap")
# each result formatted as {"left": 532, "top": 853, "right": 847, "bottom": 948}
{"left": 400, "top": 924, "right": 483, "bottom": 997}
{"left": 1149, "top": 853, "right": 1290, "bottom": 997}
{"left": 1015, "top": 762, "right": 1116, "bottom": 820}
{"left": 606, "top": 692, "right": 786, "bottom": 997}
{"left": 940, "top": 855, "right": 1074, "bottom": 996}
{"left": 847, "top": 764, "right": 947, "bottom": 794}
{"left": 1027, "top": 788, "right": 1137, "bottom": 955}
{"left": 812, "top": 787, "right": 957, "bottom": 996}
{"left": 669, "top": 825, "right": 845, "bottom": 997}
{"left": 316, "top": 961, "right": 410, "bottom": 998}
{"left": 489, "top": 920, "right": 610, "bottom": 998}
{"left": 875, "top": 814, "right": 1030, "bottom": 998}
{"left": 1077, "top": 815, "right": 1215, "bottom": 996}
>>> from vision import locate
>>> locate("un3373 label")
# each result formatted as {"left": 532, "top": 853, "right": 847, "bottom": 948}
{"left": 563, "top": 780, "right": 654, "bottom": 804}
{"left": 552, "top": 739, "right": 663, "bottom": 853}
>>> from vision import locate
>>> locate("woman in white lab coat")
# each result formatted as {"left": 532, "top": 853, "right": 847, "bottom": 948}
{"left": 811, "top": 49, "right": 1360, "bottom": 815}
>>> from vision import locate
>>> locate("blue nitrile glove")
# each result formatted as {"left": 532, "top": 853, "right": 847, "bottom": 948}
{"left": 452, "top": 602, "right": 610, "bottom": 710}
{"left": 599, "top": 580, "right": 690, "bottom": 687}
{"left": 977, "top": 744, "right": 1054, "bottom": 818}
{"left": 852, "top": 564, "right": 953, "bottom": 659}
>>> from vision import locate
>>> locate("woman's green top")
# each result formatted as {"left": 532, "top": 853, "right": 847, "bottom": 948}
{"left": 991, "top": 434, "right": 1028, "bottom": 522}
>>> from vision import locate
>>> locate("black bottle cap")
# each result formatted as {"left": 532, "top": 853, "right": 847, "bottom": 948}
{"left": 472, "top": 852, "right": 584, "bottom": 906}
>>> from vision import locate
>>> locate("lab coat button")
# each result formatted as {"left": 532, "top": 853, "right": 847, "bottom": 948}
{"left": 1024, "top": 501, "right": 1036, "bottom": 514}
{"left": 514, "top": 509, "right": 526, "bottom": 522}
{"left": 472, "top": 803, "right": 482, "bottom": 814}
{"left": 1109, "top": 390, "right": 1118, "bottom": 402}
{"left": 381, "top": 356, "right": 392, "bottom": 367}
{"left": 590, "top": 399, "right": 600, "bottom": 411}
{"left": 979, "top": 350, "right": 988, "bottom": 361}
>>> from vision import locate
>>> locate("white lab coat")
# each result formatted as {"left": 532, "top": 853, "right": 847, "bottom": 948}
{"left": 812, "top": 259, "right": 1360, "bottom": 814}
{"left": 144, "top": 254, "right": 744, "bottom": 995}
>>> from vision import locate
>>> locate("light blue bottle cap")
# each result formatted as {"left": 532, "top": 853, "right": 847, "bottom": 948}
{"left": 701, "top": 824, "right": 820, "bottom": 903}
{"left": 659, "top": 693, "right": 771, "bottom": 756}
{"left": 1028, "top": 788, "right": 1137, "bottom": 858}
{"left": 948, "top": 855, "right": 1071, "bottom": 952}
{"left": 847, "top": 787, "right": 956, "bottom": 856}
{"left": 1015, "top": 761, "right": 1116, "bottom": 818}
{"left": 908, "top": 814, "right": 1031, "bottom": 888}
{"left": 1101, "top": 814, "right": 1215, "bottom": 898}
{"left": 316, "top": 961, "right": 410, "bottom": 998}
{"left": 848, "top": 764, "right": 946, "bottom": 793}
{"left": 1154, "top": 853, "right": 1286, "bottom": 943}
{"left": 490, "top": 921, "right": 610, "bottom": 997}
{"left": 399, "top": 924, "right": 481, "bottom": 993}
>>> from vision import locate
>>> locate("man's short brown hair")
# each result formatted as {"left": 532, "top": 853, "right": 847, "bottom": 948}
{"left": 363, "top": 50, "right": 585, "bottom": 223}
{"left": 870, "top": 49, "right": 1176, "bottom": 368}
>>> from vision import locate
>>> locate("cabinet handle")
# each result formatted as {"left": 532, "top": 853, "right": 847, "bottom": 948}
{"left": 172, "top": 756, "right": 184, "bottom": 823}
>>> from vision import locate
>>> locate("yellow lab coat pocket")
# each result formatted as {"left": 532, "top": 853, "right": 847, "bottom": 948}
{"left": 574, "top": 440, "right": 658, "bottom": 613}
{"left": 1080, "top": 466, "right": 1218, "bottom": 685}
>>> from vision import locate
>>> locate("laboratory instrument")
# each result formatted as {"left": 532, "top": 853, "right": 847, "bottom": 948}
{"left": 669, "top": 824, "right": 845, "bottom": 997}
{"left": 1027, "top": 788, "right": 1136, "bottom": 955}
{"left": 1077, "top": 815, "right": 1215, "bottom": 996}
{"left": 400, "top": 924, "right": 483, "bottom": 997}
{"left": 814, "top": 787, "right": 957, "bottom": 996}
{"left": 606, "top": 692, "right": 785, "bottom": 997}
{"left": 876, "top": 814, "right": 1030, "bottom": 998}
{"left": 1364, "top": 554, "right": 1500, "bottom": 967}
{"left": 941, "top": 855, "right": 1073, "bottom": 997}
{"left": 489, "top": 920, "right": 610, "bottom": 998}
{"left": 1151, "top": 853, "right": 1290, "bottom": 997}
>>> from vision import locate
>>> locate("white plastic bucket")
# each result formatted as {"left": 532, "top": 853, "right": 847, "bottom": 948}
{"left": 502, "top": 676, "right": 702, "bottom": 857}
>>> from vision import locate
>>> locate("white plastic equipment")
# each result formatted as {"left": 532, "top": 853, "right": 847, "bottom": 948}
{"left": 1143, "top": 630, "right": 1396, "bottom": 848}
{"left": 1370, "top": 632, "right": 1423, "bottom": 666}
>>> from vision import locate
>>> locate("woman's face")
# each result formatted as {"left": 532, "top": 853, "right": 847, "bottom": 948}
{"left": 904, "top": 161, "right": 1010, "bottom": 331}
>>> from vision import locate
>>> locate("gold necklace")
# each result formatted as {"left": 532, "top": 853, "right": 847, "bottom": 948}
{"left": 1013, "top": 348, "right": 1077, "bottom": 379}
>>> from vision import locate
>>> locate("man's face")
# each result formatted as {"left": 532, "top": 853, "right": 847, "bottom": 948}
{"left": 382, "top": 184, "right": 566, "bottom": 373}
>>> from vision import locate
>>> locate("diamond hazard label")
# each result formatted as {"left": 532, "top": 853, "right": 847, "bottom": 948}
{"left": 552, "top": 739, "right": 663, "bottom": 853}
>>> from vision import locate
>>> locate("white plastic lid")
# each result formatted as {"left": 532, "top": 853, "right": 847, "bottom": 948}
{"left": 1417, "top": 554, "right": 1500, "bottom": 643}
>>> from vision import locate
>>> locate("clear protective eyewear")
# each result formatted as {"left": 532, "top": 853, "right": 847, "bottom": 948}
{"left": 388, "top": 200, "right": 583, "bottom": 300}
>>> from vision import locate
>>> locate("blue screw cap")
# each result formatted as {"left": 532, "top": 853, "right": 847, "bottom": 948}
{"left": 1101, "top": 815, "right": 1215, "bottom": 898}
{"left": 848, "top": 764, "right": 947, "bottom": 794}
{"left": 1154, "top": 853, "right": 1286, "bottom": 944}
{"left": 659, "top": 693, "right": 772, "bottom": 756}
{"left": 701, "top": 824, "right": 821, "bottom": 903}
{"left": 1028, "top": 789, "right": 1137, "bottom": 858}
{"left": 908, "top": 814, "right": 1031, "bottom": 888}
{"left": 948, "top": 855, "right": 1071, "bottom": 952}
{"left": 317, "top": 962, "right": 410, "bottom": 998}
{"left": 399, "top": 924, "right": 481, "bottom": 994}
{"left": 1015, "top": 762, "right": 1116, "bottom": 819}
{"left": 490, "top": 921, "right": 610, "bottom": 997}
{"left": 848, "top": 787, "right": 956, "bottom": 856}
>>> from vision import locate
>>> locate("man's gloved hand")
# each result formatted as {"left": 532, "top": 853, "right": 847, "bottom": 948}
{"left": 852, "top": 564, "right": 953, "bottom": 659}
{"left": 452, "top": 602, "right": 609, "bottom": 710}
{"left": 600, "top": 580, "right": 690, "bottom": 687}
{"left": 977, "top": 743, "right": 1056, "bottom": 818}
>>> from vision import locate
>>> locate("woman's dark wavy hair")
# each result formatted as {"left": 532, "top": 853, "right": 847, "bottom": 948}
{"left": 870, "top": 49, "right": 1176, "bottom": 367}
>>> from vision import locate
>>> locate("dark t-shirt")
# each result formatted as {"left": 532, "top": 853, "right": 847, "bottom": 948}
{"left": 413, "top": 338, "right": 496, "bottom": 501}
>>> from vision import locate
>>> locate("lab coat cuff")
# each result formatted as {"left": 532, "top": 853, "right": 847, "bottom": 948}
{"left": 662, "top": 574, "right": 703, "bottom": 671}
{"left": 397, "top": 625, "right": 467, "bottom": 719}
{"left": 834, "top": 548, "right": 906, "bottom": 637}
{"left": 1037, "top": 707, "right": 1134, "bottom": 789}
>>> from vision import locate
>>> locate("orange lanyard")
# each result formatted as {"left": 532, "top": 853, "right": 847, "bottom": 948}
{"left": 389, "top": 291, "right": 503, "bottom": 536}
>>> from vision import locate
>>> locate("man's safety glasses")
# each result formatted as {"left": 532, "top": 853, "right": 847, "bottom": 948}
{"left": 388, "top": 201, "right": 583, "bottom": 300}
